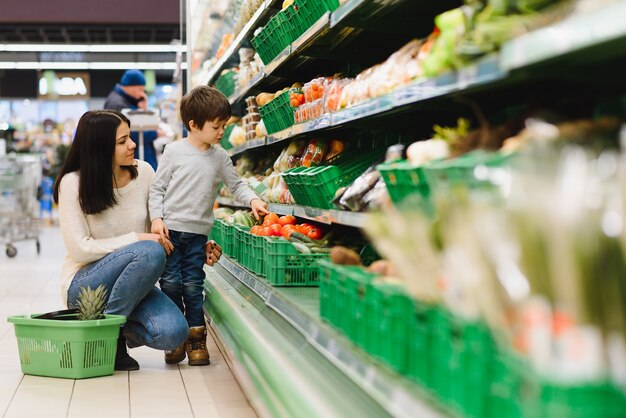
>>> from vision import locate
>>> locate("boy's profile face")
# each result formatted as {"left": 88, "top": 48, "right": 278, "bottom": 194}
{"left": 189, "top": 118, "right": 228, "bottom": 146}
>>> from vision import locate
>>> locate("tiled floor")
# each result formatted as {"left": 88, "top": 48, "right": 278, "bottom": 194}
{"left": 0, "top": 226, "right": 257, "bottom": 418}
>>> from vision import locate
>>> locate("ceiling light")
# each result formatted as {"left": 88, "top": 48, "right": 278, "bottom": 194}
{"left": 0, "top": 61, "right": 188, "bottom": 70}
{"left": 0, "top": 44, "right": 185, "bottom": 53}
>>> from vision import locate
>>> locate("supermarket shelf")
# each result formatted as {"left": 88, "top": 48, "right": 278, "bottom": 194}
{"left": 229, "top": 71, "right": 265, "bottom": 105}
{"left": 205, "top": 0, "right": 279, "bottom": 85}
{"left": 216, "top": 197, "right": 368, "bottom": 228}
{"left": 268, "top": 203, "right": 368, "bottom": 228}
{"left": 227, "top": 137, "right": 266, "bottom": 156}
{"left": 216, "top": 196, "right": 248, "bottom": 208}
{"left": 213, "top": 257, "right": 447, "bottom": 418}
{"left": 203, "top": 265, "right": 392, "bottom": 418}
{"left": 501, "top": 1, "right": 626, "bottom": 71}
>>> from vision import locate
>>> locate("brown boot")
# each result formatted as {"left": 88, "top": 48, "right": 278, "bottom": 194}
{"left": 186, "top": 326, "right": 211, "bottom": 366}
{"left": 164, "top": 343, "right": 186, "bottom": 365}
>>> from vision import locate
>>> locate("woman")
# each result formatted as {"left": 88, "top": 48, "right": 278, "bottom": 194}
{"left": 53, "top": 110, "right": 222, "bottom": 371}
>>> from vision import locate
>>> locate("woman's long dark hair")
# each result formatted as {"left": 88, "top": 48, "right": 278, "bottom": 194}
{"left": 53, "top": 110, "right": 138, "bottom": 214}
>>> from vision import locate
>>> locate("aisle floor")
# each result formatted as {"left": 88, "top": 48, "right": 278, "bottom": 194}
{"left": 0, "top": 226, "right": 257, "bottom": 418}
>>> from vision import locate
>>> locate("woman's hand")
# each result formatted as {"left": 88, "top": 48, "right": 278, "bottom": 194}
{"left": 138, "top": 233, "right": 174, "bottom": 256}
{"left": 205, "top": 240, "right": 222, "bottom": 266}
{"left": 250, "top": 198, "right": 269, "bottom": 220}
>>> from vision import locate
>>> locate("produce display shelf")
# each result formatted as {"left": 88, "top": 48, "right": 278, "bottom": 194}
{"left": 221, "top": 0, "right": 626, "bottom": 111}
{"left": 203, "top": 0, "right": 278, "bottom": 85}
{"left": 216, "top": 197, "right": 368, "bottom": 228}
{"left": 227, "top": 137, "right": 266, "bottom": 156}
{"left": 229, "top": 54, "right": 503, "bottom": 156}
{"left": 268, "top": 203, "right": 368, "bottom": 228}
{"left": 229, "top": 71, "right": 266, "bottom": 105}
{"left": 500, "top": 0, "right": 626, "bottom": 71}
{"left": 212, "top": 256, "right": 447, "bottom": 418}
{"left": 203, "top": 266, "right": 392, "bottom": 418}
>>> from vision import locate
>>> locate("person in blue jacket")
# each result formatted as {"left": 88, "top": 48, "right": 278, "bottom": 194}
{"left": 104, "top": 70, "right": 158, "bottom": 170}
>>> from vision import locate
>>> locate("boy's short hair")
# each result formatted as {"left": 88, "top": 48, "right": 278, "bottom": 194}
{"left": 180, "top": 85, "right": 231, "bottom": 131}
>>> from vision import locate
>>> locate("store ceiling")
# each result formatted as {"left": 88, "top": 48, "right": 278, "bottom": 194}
{"left": 0, "top": 24, "right": 181, "bottom": 45}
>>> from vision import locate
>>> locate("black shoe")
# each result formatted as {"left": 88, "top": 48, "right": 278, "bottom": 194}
{"left": 115, "top": 329, "right": 140, "bottom": 371}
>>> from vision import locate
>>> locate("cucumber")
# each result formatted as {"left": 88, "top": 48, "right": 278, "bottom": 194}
{"left": 290, "top": 232, "right": 316, "bottom": 244}
{"left": 310, "top": 246, "right": 331, "bottom": 253}
{"left": 292, "top": 242, "right": 312, "bottom": 254}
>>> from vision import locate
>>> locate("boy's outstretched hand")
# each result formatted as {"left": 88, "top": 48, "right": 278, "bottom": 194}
{"left": 205, "top": 240, "right": 222, "bottom": 266}
{"left": 250, "top": 198, "right": 270, "bottom": 220}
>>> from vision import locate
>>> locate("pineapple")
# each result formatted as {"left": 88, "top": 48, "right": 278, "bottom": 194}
{"left": 76, "top": 284, "right": 108, "bottom": 320}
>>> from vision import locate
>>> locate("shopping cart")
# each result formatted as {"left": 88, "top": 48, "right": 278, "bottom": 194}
{"left": 0, "top": 154, "right": 42, "bottom": 257}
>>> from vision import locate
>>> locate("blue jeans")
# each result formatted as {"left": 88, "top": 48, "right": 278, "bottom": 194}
{"left": 159, "top": 230, "right": 207, "bottom": 328}
{"left": 67, "top": 241, "right": 189, "bottom": 350}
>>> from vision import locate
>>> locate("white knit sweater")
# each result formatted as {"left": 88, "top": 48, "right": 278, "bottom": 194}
{"left": 58, "top": 160, "right": 153, "bottom": 306}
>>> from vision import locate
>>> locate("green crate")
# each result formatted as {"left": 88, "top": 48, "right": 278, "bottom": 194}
{"left": 214, "top": 70, "right": 236, "bottom": 98}
{"left": 377, "top": 161, "right": 430, "bottom": 205}
{"left": 376, "top": 283, "right": 413, "bottom": 374}
{"left": 7, "top": 313, "right": 126, "bottom": 379}
{"left": 210, "top": 219, "right": 224, "bottom": 246}
{"left": 343, "top": 267, "right": 377, "bottom": 348}
{"left": 263, "top": 236, "right": 328, "bottom": 286}
{"left": 233, "top": 225, "right": 250, "bottom": 263}
{"left": 221, "top": 222, "right": 236, "bottom": 257}
{"left": 287, "top": 0, "right": 340, "bottom": 40}
{"left": 282, "top": 151, "right": 383, "bottom": 209}
{"left": 249, "top": 233, "right": 266, "bottom": 276}
{"left": 250, "top": 10, "right": 293, "bottom": 65}
{"left": 259, "top": 90, "right": 295, "bottom": 134}
{"left": 408, "top": 301, "right": 435, "bottom": 386}
{"left": 221, "top": 124, "right": 235, "bottom": 150}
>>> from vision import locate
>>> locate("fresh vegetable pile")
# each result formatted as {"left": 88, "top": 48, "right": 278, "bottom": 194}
{"left": 249, "top": 212, "right": 331, "bottom": 254}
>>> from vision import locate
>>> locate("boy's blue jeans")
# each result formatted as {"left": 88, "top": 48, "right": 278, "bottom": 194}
{"left": 67, "top": 241, "right": 189, "bottom": 350}
{"left": 159, "top": 230, "right": 207, "bottom": 328}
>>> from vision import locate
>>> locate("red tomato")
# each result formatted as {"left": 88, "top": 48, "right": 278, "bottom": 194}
{"left": 270, "top": 224, "right": 282, "bottom": 236}
{"left": 262, "top": 219, "right": 273, "bottom": 227}
{"left": 297, "top": 223, "right": 314, "bottom": 235}
{"left": 278, "top": 215, "right": 296, "bottom": 226}
{"left": 259, "top": 227, "right": 272, "bottom": 237}
{"left": 307, "top": 227, "right": 323, "bottom": 240}
{"left": 265, "top": 212, "right": 280, "bottom": 224}
{"left": 250, "top": 225, "right": 261, "bottom": 235}
{"left": 281, "top": 224, "right": 297, "bottom": 239}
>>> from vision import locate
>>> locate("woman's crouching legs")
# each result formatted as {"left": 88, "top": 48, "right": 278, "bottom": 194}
{"left": 124, "top": 288, "right": 189, "bottom": 350}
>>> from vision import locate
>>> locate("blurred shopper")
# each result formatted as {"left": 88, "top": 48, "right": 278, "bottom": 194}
{"left": 104, "top": 70, "right": 159, "bottom": 170}
{"left": 150, "top": 86, "right": 269, "bottom": 366}
{"left": 53, "top": 110, "right": 223, "bottom": 371}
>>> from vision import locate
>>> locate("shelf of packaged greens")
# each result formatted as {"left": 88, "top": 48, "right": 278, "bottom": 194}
{"left": 204, "top": 0, "right": 278, "bottom": 85}
{"left": 500, "top": 0, "right": 626, "bottom": 71}
{"left": 268, "top": 203, "right": 367, "bottom": 228}
{"left": 229, "top": 71, "right": 266, "bottom": 105}
{"left": 215, "top": 257, "right": 446, "bottom": 418}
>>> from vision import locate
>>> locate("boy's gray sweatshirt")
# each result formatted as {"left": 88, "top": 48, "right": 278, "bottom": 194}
{"left": 149, "top": 139, "right": 258, "bottom": 236}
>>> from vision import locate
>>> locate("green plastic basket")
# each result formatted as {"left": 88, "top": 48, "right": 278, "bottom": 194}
{"left": 233, "top": 225, "right": 250, "bottom": 263}
{"left": 377, "top": 161, "right": 430, "bottom": 205}
{"left": 250, "top": 10, "right": 292, "bottom": 65}
{"left": 7, "top": 313, "right": 126, "bottom": 379}
{"left": 214, "top": 70, "right": 236, "bottom": 98}
{"left": 249, "top": 233, "right": 266, "bottom": 276}
{"left": 220, "top": 222, "right": 234, "bottom": 257}
{"left": 282, "top": 151, "right": 384, "bottom": 209}
{"left": 263, "top": 236, "right": 328, "bottom": 286}
{"left": 259, "top": 90, "right": 295, "bottom": 134}
{"left": 286, "top": 0, "right": 340, "bottom": 39}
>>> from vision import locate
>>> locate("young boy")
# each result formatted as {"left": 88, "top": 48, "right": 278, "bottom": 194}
{"left": 149, "top": 85, "right": 268, "bottom": 366}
